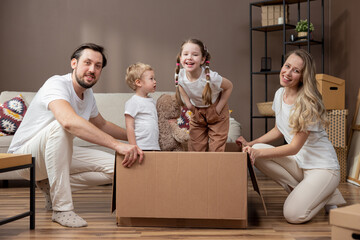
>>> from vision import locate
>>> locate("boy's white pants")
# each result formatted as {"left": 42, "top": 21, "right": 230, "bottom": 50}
{"left": 253, "top": 143, "right": 346, "bottom": 223}
{"left": 14, "top": 120, "right": 115, "bottom": 211}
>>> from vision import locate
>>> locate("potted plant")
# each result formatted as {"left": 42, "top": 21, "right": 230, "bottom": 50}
{"left": 295, "top": 19, "right": 314, "bottom": 38}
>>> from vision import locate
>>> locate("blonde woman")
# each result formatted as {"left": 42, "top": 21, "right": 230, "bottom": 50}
{"left": 237, "top": 49, "right": 346, "bottom": 223}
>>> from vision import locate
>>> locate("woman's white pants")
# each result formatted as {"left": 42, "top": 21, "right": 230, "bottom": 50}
{"left": 253, "top": 143, "right": 346, "bottom": 223}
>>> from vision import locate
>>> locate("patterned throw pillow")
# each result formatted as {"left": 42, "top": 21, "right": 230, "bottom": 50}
{"left": 0, "top": 95, "right": 28, "bottom": 136}
{"left": 177, "top": 106, "right": 192, "bottom": 130}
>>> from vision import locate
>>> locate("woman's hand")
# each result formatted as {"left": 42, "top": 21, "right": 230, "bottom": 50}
{"left": 243, "top": 146, "right": 259, "bottom": 165}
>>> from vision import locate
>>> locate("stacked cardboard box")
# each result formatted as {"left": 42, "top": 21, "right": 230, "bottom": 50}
{"left": 261, "top": 5, "right": 289, "bottom": 26}
{"left": 317, "top": 74, "right": 347, "bottom": 182}
{"left": 316, "top": 74, "right": 345, "bottom": 110}
{"left": 330, "top": 204, "right": 360, "bottom": 239}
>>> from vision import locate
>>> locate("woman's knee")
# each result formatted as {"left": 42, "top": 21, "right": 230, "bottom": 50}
{"left": 283, "top": 199, "right": 310, "bottom": 224}
{"left": 284, "top": 207, "right": 306, "bottom": 224}
{"left": 252, "top": 143, "right": 273, "bottom": 149}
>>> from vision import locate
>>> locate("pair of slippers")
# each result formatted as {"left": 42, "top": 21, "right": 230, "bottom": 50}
{"left": 36, "top": 179, "right": 87, "bottom": 228}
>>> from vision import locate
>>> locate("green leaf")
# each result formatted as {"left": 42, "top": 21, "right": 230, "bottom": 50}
{"left": 295, "top": 19, "right": 314, "bottom": 32}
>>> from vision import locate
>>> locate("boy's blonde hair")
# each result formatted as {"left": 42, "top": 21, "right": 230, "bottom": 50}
{"left": 125, "top": 62, "right": 153, "bottom": 91}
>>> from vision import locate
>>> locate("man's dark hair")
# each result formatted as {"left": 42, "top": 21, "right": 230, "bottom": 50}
{"left": 70, "top": 43, "right": 107, "bottom": 68}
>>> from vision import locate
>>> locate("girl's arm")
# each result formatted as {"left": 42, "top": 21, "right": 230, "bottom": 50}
{"left": 244, "top": 130, "right": 309, "bottom": 164}
{"left": 216, "top": 77, "right": 233, "bottom": 114}
{"left": 125, "top": 114, "right": 137, "bottom": 145}
{"left": 179, "top": 85, "right": 195, "bottom": 112}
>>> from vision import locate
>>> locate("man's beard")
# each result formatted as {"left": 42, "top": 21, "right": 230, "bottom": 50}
{"left": 75, "top": 70, "right": 97, "bottom": 89}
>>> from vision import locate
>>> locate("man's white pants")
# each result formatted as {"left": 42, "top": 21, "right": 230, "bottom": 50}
{"left": 14, "top": 120, "right": 115, "bottom": 211}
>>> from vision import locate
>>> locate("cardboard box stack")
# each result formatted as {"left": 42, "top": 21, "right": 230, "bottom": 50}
{"left": 316, "top": 74, "right": 347, "bottom": 182}
{"left": 261, "top": 4, "right": 289, "bottom": 26}
{"left": 330, "top": 204, "right": 360, "bottom": 239}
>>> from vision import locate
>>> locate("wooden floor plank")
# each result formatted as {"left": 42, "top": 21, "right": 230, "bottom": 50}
{"left": 1, "top": 173, "right": 359, "bottom": 240}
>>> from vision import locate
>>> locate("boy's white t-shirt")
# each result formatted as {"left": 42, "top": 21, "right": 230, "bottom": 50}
{"left": 178, "top": 67, "right": 223, "bottom": 107}
{"left": 272, "top": 87, "right": 339, "bottom": 170}
{"left": 8, "top": 73, "right": 98, "bottom": 153}
{"left": 124, "top": 95, "right": 160, "bottom": 150}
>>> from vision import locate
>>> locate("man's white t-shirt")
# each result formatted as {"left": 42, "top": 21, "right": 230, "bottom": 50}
{"left": 8, "top": 73, "right": 98, "bottom": 153}
{"left": 178, "top": 67, "right": 223, "bottom": 108}
{"left": 124, "top": 95, "right": 160, "bottom": 150}
{"left": 272, "top": 87, "right": 339, "bottom": 170}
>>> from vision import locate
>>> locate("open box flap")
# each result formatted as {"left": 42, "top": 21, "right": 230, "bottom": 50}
{"left": 247, "top": 153, "right": 268, "bottom": 216}
{"left": 111, "top": 154, "right": 117, "bottom": 213}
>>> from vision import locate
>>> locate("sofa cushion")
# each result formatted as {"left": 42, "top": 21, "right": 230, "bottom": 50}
{"left": 0, "top": 91, "right": 35, "bottom": 106}
{"left": 0, "top": 135, "right": 13, "bottom": 153}
{"left": 0, "top": 95, "right": 28, "bottom": 136}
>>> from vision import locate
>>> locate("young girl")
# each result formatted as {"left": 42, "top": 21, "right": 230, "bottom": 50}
{"left": 124, "top": 62, "right": 160, "bottom": 151}
{"left": 237, "top": 49, "right": 346, "bottom": 223}
{"left": 174, "top": 39, "right": 233, "bottom": 152}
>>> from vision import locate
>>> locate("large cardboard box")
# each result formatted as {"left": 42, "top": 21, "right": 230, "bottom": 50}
{"left": 330, "top": 204, "right": 360, "bottom": 240}
{"left": 326, "top": 109, "right": 348, "bottom": 148}
{"left": 112, "top": 144, "right": 263, "bottom": 228}
{"left": 316, "top": 74, "right": 345, "bottom": 110}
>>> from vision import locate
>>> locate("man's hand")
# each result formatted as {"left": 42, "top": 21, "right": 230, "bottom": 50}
{"left": 116, "top": 143, "right": 144, "bottom": 168}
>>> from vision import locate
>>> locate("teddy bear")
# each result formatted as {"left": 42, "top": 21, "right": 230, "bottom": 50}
{"left": 156, "top": 94, "right": 189, "bottom": 151}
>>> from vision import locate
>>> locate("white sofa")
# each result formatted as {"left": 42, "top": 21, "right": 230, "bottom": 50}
{"left": 0, "top": 91, "right": 242, "bottom": 180}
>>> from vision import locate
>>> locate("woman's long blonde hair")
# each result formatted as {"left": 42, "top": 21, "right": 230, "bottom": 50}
{"left": 287, "top": 49, "right": 329, "bottom": 134}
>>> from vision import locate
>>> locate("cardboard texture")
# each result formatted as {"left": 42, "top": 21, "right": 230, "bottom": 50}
{"left": 112, "top": 143, "right": 265, "bottom": 228}
{"left": 316, "top": 74, "right": 345, "bottom": 110}
{"left": 326, "top": 109, "right": 348, "bottom": 148}
{"left": 330, "top": 204, "right": 360, "bottom": 239}
{"left": 331, "top": 225, "right": 360, "bottom": 240}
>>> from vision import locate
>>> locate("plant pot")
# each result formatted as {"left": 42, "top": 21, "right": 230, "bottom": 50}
{"left": 297, "top": 32, "right": 308, "bottom": 38}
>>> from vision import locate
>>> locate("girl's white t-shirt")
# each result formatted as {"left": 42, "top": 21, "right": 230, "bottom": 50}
{"left": 272, "top": 87, "right": 339, "bottom": 170}
{"left": 9, "top": 73, "right": 98, "bottom": 153}
{"left": 178, "top": 67, "right": 223, "bottom": 107}
{"left": 124, "top": 95, "right": 160, "bottom": 150}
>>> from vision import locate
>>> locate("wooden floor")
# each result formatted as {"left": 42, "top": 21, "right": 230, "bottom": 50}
{"left": 1, "top": 173, "right": 359, "bottom": 240}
